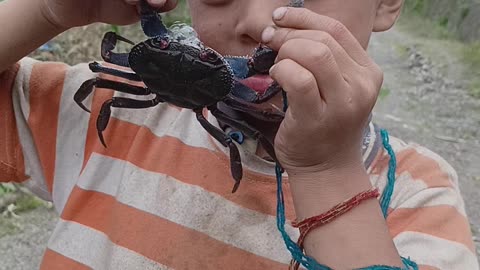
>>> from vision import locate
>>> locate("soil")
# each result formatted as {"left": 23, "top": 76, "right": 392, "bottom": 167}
{"left": 1, "top": 22, "right": 479, "bottom": 269}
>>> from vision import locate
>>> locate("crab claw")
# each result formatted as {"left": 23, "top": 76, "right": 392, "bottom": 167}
{"left": 140, "top": 0, "right": 169, "bottom": 38}
{"left": 247, "top": 45, "right": 278, "bottom": 77}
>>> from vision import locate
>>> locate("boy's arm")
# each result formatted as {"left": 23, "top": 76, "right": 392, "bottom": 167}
{"left": 0, "top": 0, "right": 61, "bottom": 73}
{"left": 0, "top": 0, "right": 176, "bottom": 73}
{"left": 264, "top": 7, "right": 478, "bottom": 269}
{"left": 265, "top": 7, "right": 404, "bottom": 269}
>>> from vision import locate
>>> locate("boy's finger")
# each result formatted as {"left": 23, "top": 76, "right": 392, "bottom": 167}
{"left": 150, "top": 0, "right": 178, "bottom": 12}
{"left": 125, "top": 0, "right": 178, "bottom": 12}
{"left": 271, "top": 7, "right": 371, "bottom": 67}
{"left": 269, "top": 59, "right": 323, "bottom": 121}
{"left": 263, "top": 28, "right": 358, "bottom": 72}
{"left": 276, "top": 38, "right": 350, "bottom": 104}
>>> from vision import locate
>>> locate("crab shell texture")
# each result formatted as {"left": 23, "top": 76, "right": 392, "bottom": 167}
{"left": 129, "top": 37, "right": 235, "bottom": 109}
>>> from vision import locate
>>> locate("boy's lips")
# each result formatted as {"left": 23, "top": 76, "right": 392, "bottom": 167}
{"left": 238, "top": 74, "right": 274, "bottom": 95}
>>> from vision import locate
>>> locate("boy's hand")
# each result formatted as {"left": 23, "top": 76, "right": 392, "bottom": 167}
{"left": 262, "top": 7, "right": 383, "bottom": 178}
{"left": 39, "top": 0, "right": 178, "bottom": 30}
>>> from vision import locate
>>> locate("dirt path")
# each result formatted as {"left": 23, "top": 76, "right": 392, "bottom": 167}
{"left": 369, "top": 25, "right": 480, "bottom": 258}
{"left": 0, "top": 207, "right": 57, "bottom": 270}
{"left": 0, "top": 25, "right": 479, "bottom": 269}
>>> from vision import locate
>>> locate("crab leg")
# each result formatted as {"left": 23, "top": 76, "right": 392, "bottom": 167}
{"left": 101, "top": 32, "right": 135, "bottom": 67}
{"left": 194, "top": 109, "right": 243, "bottom": 193}
{"left": 208, "top": 105, "right": 279, "bottom": 165}
{"left": 74, "top": 78, "right": 152, "bottom": 113}
{"left": 89, "top": 62, "right": 142, "bottom": 81}
{"left": 97, "top": 95, "right": 163, "bottom": 147}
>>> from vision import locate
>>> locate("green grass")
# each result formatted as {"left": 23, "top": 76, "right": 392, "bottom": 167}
{"left": 111, "top": 0, "right": 191, "bottom": 33}
{"left": 379, "top": 87, "right": 391, "bottom": 100}
{"left": 468, "top": 80, "right": 480, "bottom": 98}
{"left": 0, "top": 183, "right": 15, "bottom": 196}
{"left": 163, "top": 0, "right": 191, "bottom": 26}
{"left": 397, "top": 10, "right": 453, "bottom": 40}
{"left": 14, "top": 195, "right": 45, "bottom": 213}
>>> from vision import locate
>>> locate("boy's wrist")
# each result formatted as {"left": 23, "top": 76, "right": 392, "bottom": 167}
{"left": 287, "top": 162, "right": 372, "bottom": 220}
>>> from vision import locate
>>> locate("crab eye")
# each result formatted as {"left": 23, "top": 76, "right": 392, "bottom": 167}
{"left": 199, "top": 50, "right": 219, "bottom": 63}
{"left": 152, "top": 38, "right": 170, "bottom": 49}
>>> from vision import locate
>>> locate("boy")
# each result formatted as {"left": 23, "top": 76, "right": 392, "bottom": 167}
{"left": 0, "top": 0, "right": 478, "bottom": 269}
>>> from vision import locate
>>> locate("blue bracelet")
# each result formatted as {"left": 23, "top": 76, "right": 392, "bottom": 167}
{"left": 275, "top": 129, "right": 418, "bottom": 270}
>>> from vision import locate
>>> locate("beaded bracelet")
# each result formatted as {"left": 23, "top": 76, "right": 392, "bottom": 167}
{"left": 289, "top": 188, "right": 380, "bottom": 270}
{"left": 274, "top": 130, "right": 418, "bottom": 270}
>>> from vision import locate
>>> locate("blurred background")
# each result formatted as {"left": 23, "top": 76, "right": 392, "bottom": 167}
{"left": 1, "top": 0, "right": 480, "bottom": 269}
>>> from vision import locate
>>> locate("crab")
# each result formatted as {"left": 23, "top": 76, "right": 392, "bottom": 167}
{"left": 74, "top": 0, "right": 304, "bottom": 193}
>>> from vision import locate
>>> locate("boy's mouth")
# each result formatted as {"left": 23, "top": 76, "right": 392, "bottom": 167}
{"left": 238, "top": 74, "right": 274, "bottom": 95}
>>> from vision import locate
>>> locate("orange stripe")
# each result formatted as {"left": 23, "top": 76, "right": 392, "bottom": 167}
{"left": 0, "top": 63, "right": 27, "bottom": 183}
{"left": 82, "top": 85, "right": 296, "bottom": 220}
{"left": 40, "top": 248, "right": 91, "bottom": 270}
{"left": 61, "top": 186, "right": 288, "bottom": 270}
{"left": 387, "top": 206, "right": 476, "bottom": 252}
{"left": 28, "top": 62, "right": 67, "bottom": 192}
{"left": 371, "top": 148, "right": 453, "bottom": 188}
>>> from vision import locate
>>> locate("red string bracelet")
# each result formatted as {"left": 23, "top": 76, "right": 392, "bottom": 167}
{"left": 289, "top": 187, "right": 380, "bottom": 270}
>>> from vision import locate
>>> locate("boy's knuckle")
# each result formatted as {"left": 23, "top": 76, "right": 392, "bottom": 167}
{"left": 295, "top": 70, "right": 316, "bottom": 92}
{"left": 310, "top": 44, "right": 332, "bottom": 64}
{"left": 316, "top": 31, "right": 333, "bottom": 46}
{"left": 328, "top": 19, "right": 348, "bottom": 39}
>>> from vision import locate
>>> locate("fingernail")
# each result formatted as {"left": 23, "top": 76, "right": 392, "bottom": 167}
{"left": 261, "top": 26, "right": 275, "bottom": 43}
{"left": 149, "top": 0, "right": 166, "bottom": 5}
{"left": 269, "top": 64, "right": 276, "bottom": 74}
{"left": 273, "top": 7, "right": 287, "bottom": 21}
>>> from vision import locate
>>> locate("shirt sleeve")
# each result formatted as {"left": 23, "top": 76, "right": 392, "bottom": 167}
{"left": 0, "top": 62, "right": 26, "bottom": 183}
{"left": 0, "top": 58, "right": 95, "bottom": 204}
{"left": 370, "top": 136, "right": 479, "bottom": 270}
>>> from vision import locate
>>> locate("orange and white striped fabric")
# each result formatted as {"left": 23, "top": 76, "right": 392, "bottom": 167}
{"left": 1, "top": 58, "right": 478, "bottom": 270}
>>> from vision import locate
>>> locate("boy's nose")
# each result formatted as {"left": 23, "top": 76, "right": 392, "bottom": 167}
{"left": 234, "top": 0, "right": 280, "bottom": 47}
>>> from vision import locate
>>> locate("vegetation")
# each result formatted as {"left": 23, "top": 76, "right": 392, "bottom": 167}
{"left": 398, "top": 1, "right": 480, "bottom": 99}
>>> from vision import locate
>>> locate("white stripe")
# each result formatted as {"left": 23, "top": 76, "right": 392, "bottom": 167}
{"left": 411, "top": 144, "right": 461, "bottom": 189}
{"left": 12, "top": 58, "right": 51, "bottom": 201}
{"left": 394, "top": 231, "right": 479, "bottom": 270}
{"left": 78, "top": 154, "right": 298, "bottom": 264}
{"left": 52, "top": 63, "right": 96, "bottom": 213}
{"left": 390, "top": 175, "right": 467, "bottom": 216}
{"left": 48, "top": 219, "right": 171, "bottom": 270}
{"left": 368, "top": 139, "right": 467, "bottom": 215}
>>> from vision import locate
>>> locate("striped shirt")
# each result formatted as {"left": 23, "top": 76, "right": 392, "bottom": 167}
{"left": 1, "top": 58, "right": 478, "bottom": 270}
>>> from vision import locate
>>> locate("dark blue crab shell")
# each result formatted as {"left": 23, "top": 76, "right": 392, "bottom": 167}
{"left": 128, "top": 37, "right": 235, "bottom": 109}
